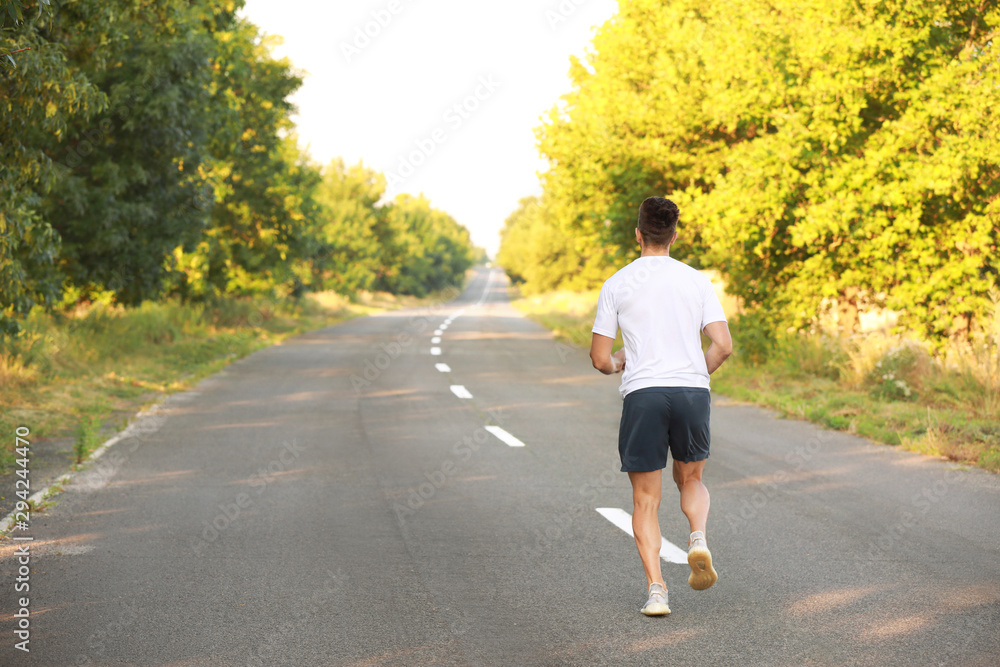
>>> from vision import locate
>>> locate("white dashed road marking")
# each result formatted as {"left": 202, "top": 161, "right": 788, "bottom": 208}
{"left": 594, "top": 507, "right": 688, "bottom": 564}
{"left": 450, "top": 385, "right": 473, "bottom": 399}
{"left": 484, "top": 426, "right": 526, "bottom": 448}
{"left": 429, "top": 271, "right": 526, "bottom": 452}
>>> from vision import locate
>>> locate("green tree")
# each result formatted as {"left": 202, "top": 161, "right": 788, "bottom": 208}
{"left": 516, "top": 0, "right": 999, "bottom": 340}
{"left": 169, "top": 12, "right": 319, "bottom": 300}
{"left": 2, "top": 0, "right": 481, "bottom": 330}
{"left": 1, "top": 0, "right": 105, "bottom": 333}
{"left": 497, "top": 195, "right": 606, "bottom": 293}
{"left": 374, "top": 194, "right": 474, "bottom": 297}
{"left": 684, "top": 0, "right": 999, "bottom": 338}
{"left": 42, "top": 0, "right": 221, "bottom": 305}
{"left": 310, "top": 159, "right": 386, "bottom": 294}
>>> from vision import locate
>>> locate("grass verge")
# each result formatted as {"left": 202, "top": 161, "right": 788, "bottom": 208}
{"left": 511, "top": 288, "right": 1000, "bottom": 474}
{"left": 0, "top": 288, "right": 453, "bottom": 474}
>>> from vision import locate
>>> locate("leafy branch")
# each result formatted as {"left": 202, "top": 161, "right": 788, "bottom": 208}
{"left": 1, "top": 45, "right": 29, "bottom": 67}
{"left": 1, "top": 0, "right": 49, "bottom": 29}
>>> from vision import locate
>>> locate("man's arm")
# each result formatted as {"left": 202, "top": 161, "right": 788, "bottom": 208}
{"left": 703, "top": 320, "right": 733, "bottom": 374}
{"left": 590, "top": 333, "right": 625, "bottom": 375}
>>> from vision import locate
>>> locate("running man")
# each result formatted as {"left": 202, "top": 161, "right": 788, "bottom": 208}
{"left": 589, "top": 197, "right": 732, "bottom": 616}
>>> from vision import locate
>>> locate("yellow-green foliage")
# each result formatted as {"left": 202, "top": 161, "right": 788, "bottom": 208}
{"left": 508, "top": 0, "right": 999, "bottom": 343}
{"left": 497, "top": 197, "right": 615, "bottom": 294}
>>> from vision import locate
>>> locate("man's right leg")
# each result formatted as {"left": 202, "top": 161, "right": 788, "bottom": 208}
{"left": 672, "top": 459, "right": 717, "bottom": 590}
{"left": 671, "top": 459, "right": 709, "bottom": 535}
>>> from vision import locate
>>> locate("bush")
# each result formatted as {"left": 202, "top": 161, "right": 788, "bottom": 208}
{"left": 980, "top": 447, "right": 1000, "bottom": 473}
{"left": 866, "top": 343, "right": 926, "bottom": 402}
{"left": 728, "top": 311, "right": 776, "bottom": 366}
{"left": 773, "top": 333, "right": 846, "bottom": 381}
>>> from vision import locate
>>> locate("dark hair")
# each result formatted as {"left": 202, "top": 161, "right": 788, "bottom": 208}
{"left": 637, "top": 197, "right": 679, "bottom": 247}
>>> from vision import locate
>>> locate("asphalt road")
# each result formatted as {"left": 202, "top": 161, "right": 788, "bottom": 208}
{"left": 1, "top": 267, "right": 998, "bottom": 666}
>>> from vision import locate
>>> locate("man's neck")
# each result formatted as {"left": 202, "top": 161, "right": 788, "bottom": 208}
{"left": 640, "top": 246, "right": 670, "bottom": 257}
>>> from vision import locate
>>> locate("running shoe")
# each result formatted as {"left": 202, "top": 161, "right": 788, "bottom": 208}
{"left": 687, "top": 531, "right": 718, "bottom": 590}
{"left": 640, "top": 582, "right": 671, "bottom": 616}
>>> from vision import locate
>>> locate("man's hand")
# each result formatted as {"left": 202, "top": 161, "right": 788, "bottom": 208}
{"left": 612, "top": 348, "right": 626, "bottom": 373}
{"left": 590, "top": 333, "right": 624, "bottom": 375}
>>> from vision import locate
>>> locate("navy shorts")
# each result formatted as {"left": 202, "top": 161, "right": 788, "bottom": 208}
{"left": 618, "top": 387, "right": 711, "bottom": 472}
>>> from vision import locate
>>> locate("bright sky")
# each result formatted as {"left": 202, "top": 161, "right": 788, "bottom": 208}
{"left": 239, "top": 0, "right": 619, "bottom": 257}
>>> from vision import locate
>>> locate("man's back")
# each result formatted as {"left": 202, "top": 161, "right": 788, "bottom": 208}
{"left": 593, "top": 256, "right": 725, "bottom": 397}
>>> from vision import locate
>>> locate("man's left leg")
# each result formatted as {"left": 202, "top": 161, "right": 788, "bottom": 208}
{"left": 629, "top": 469, "right": 671, "bottom": 615}
{"left": 628, "top": 470, "right": 664, "bottom": 587}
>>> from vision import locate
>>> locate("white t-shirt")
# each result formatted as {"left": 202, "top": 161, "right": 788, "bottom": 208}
{"left": 592, "top": 256, "right": 727, "bottom": 397}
